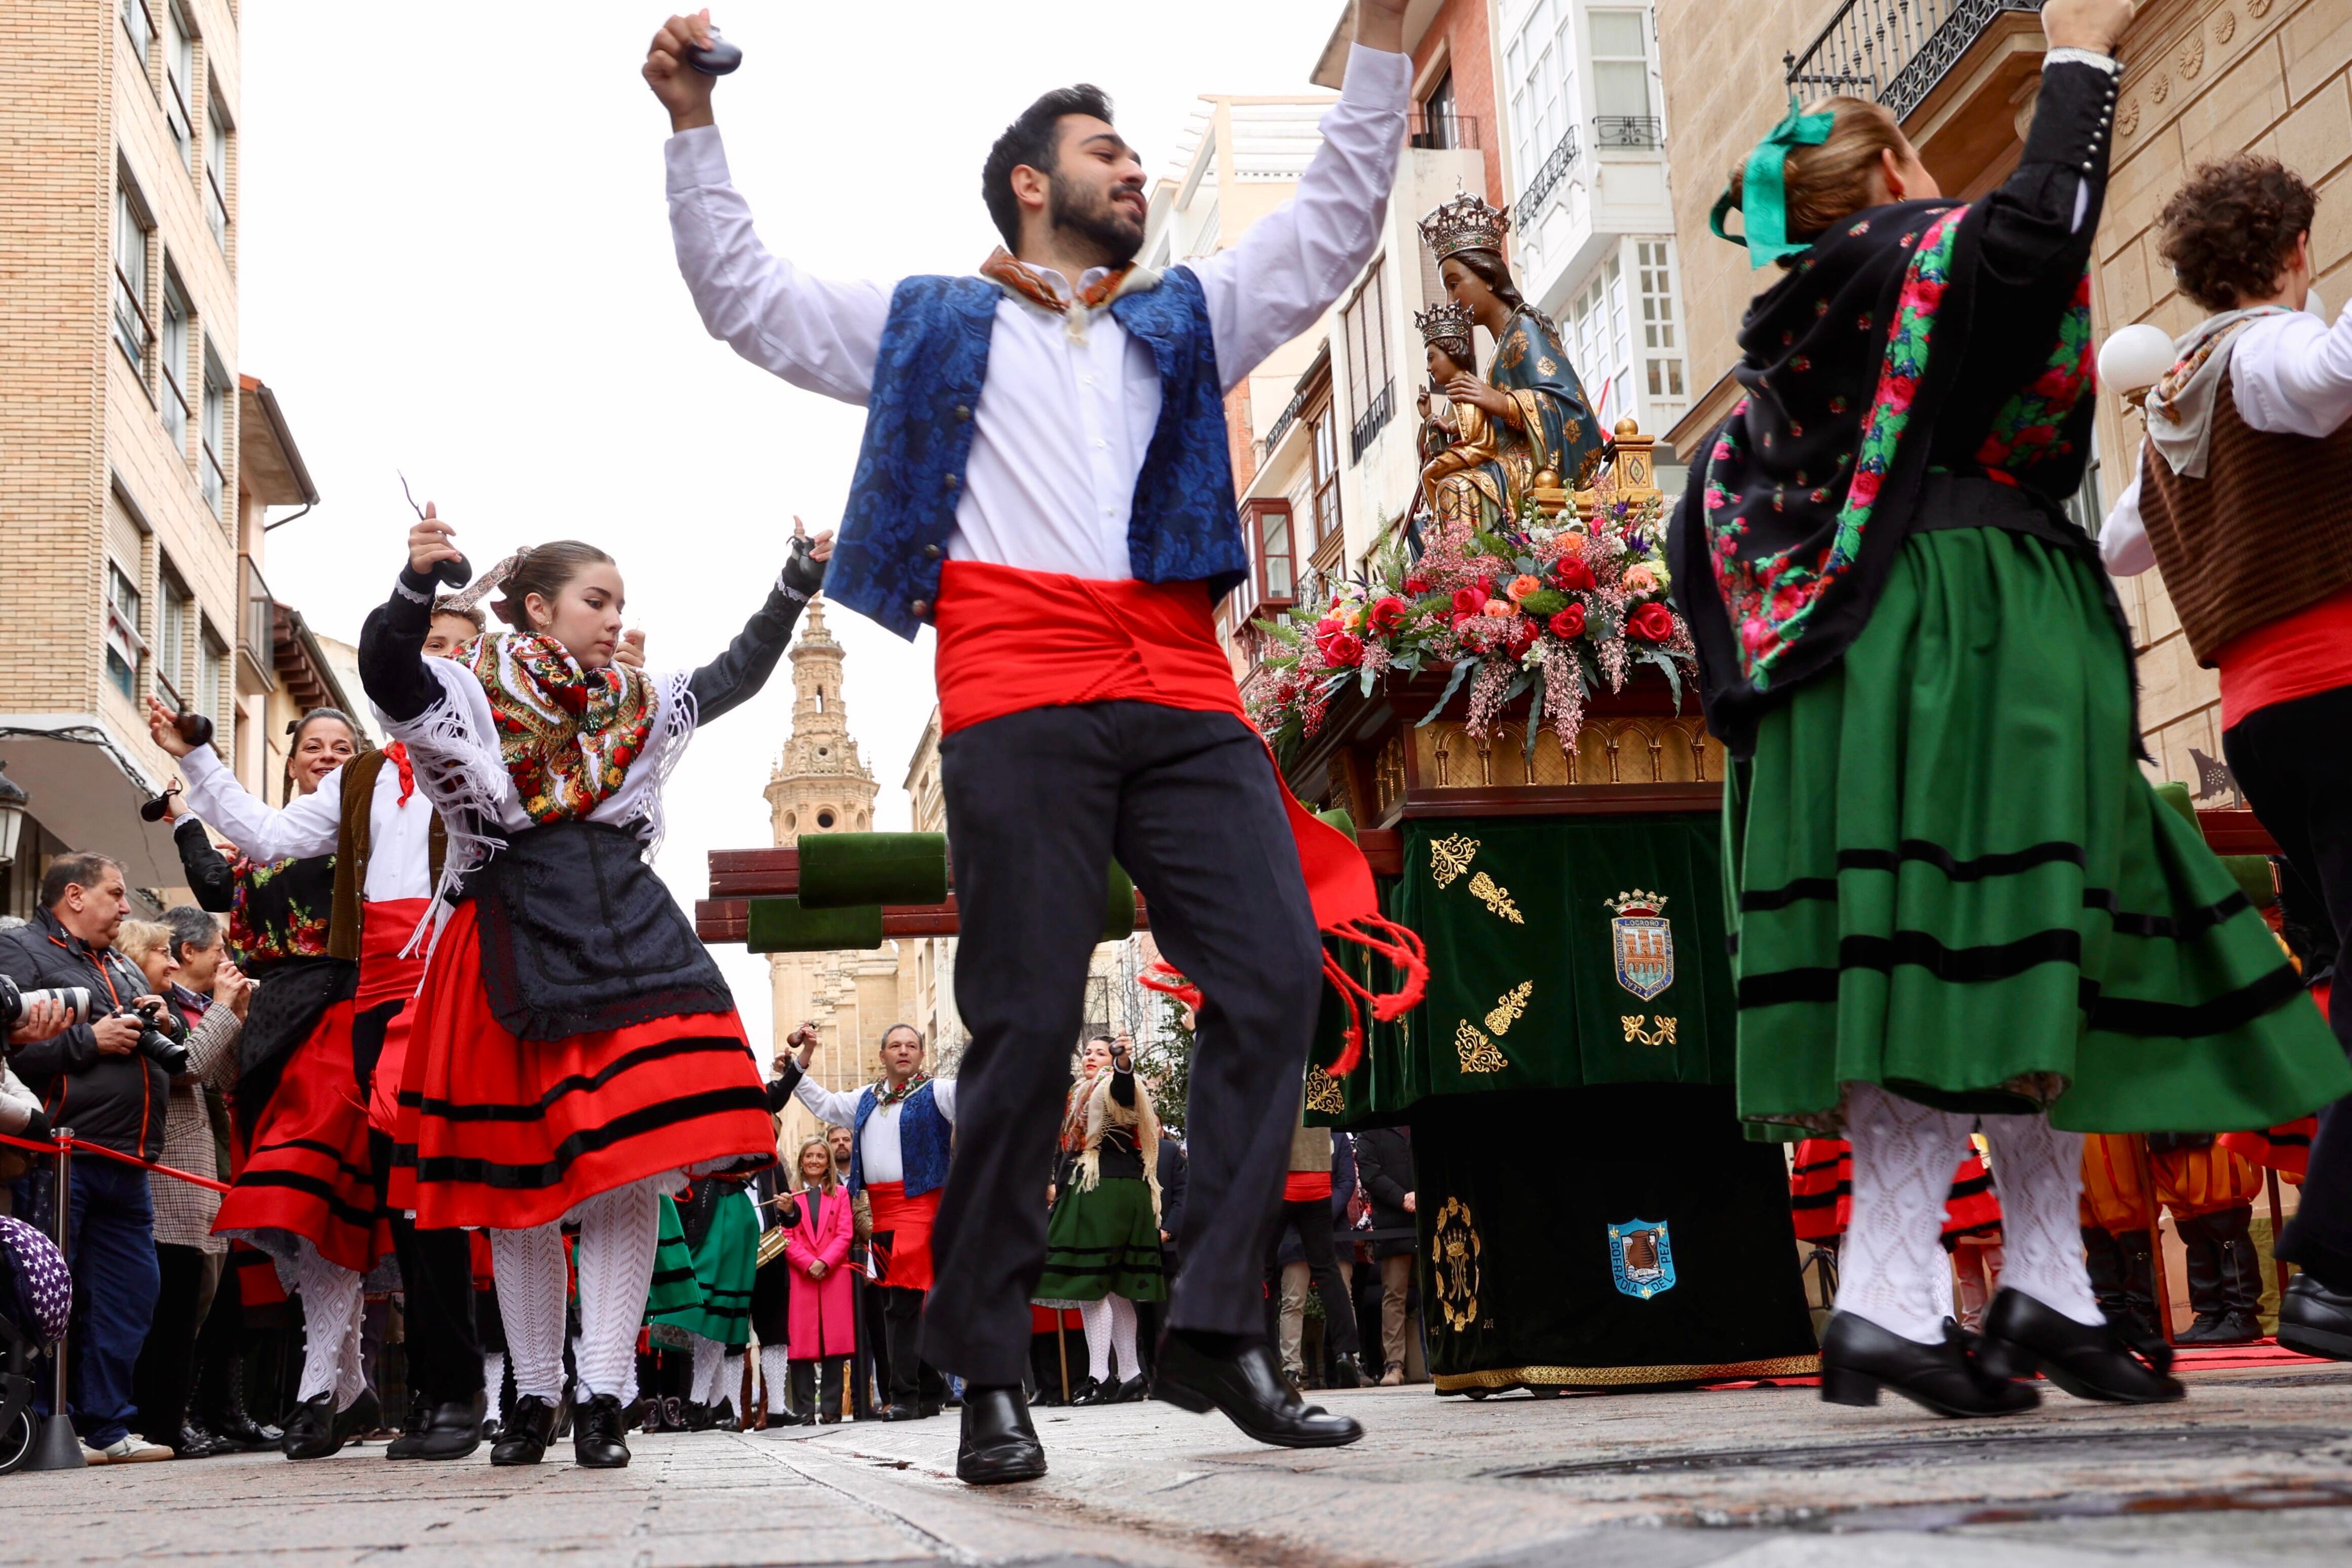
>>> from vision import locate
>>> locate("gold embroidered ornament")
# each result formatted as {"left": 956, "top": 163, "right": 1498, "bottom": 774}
{"left": 1304, "top": 1065, "right": 1345, "bottom": 1115}
{"left": 1431, "top": 1197, "right": 1483, "bottom": 1332}
{"left": 1622, "top": 1014, "right": 1677, "bottom": 1048}
{"left": 1484, "top": 980, "right": 1533, "bottom": 1035}
{"left": 1454, "top": 1019, "right": 1507, "bottom": 1073}
{"left": 1430, "top": 834, "right": 1479, "bottom": 888}
{"left": 1469, "top": 871, "right": 1523, "bottom": 923}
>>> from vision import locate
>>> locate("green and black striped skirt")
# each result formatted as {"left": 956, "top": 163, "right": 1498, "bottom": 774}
{"left": 648, "top": 1188, "right": 758, "bottom": 1346}
{"left": 1034, "top": 1177, "right": 1168, "bottom": 1305}
{"left": 1728, "top": 527, "right": 2350, "bottom": 1133}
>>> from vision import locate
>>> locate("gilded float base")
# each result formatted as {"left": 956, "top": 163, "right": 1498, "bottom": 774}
{"left": 1432, "top": 1354, "right": 1820, "bottom": 1393}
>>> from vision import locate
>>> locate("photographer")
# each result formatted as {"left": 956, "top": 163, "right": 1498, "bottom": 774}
{"left": 0, "top": 851, "right": 177, "bottom": 1462}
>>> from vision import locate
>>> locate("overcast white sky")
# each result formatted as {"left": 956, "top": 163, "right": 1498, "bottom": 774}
{"left": 237, "top": 1, "right": 1344, "bottom": 1046}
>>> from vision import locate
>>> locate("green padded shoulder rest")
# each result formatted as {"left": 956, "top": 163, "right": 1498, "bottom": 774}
{"left": 1103, "top": 862, "right": 1137, "bottom": 943}
{"left": 746, "top": 897, "right": 885, "bottom": 953}
{"left": 797, "top": 832, "right": 949, "bottom": 909}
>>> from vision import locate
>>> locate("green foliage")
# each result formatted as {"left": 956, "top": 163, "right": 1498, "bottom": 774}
{"left": 1134, "top": 995, "right": 1196, "bottom": 1134}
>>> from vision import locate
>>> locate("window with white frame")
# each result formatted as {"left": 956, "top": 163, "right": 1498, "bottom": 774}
{"left": 1635, "top": 240, "right": 1684, "bottom": 400}
{"left": 1505, "top": 0, "right": 1578, "bottom": 199}
{"left": 201, "top": 343, "right": 229, "bottom": 518}
{"left": 160, "top": 270, "right": 191, "bottom": 453}
{"left": 200, "top": 623, "right": 228, "bottom": 738}
{"left": 113, "top": 174, "right": 154, "bottom": 379}
{"left": 205, "top": 94, "right": 230, "bottom": 251}
{"left": 158, "top": 565, "right": 192, "bottom": 706}
{"left": 164, "top": 4, "right": 194, "bottom": 169}
{"left": 1590, "top": 10, "right": 1657, "bottom": 134}
{"left": 1567, "top": 254, "right": 1631, "bottom": 424}
{"left": 121, "top": 0, "right": 155, "bottom": 68}
{"left": 1340, "top": 260, "right": 1392, "bottom": 463}
{"left": 105, "top": 561, "right": 145, "bottom": 699}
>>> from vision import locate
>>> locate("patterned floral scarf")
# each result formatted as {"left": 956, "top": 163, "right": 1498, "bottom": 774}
{"left": 873, "top": 1071, "right": 931, "bottom": 1109}
{"left": 462, "top": 631, "right": 656, "bottom": 826}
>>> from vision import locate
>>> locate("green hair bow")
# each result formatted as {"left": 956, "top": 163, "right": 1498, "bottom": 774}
{"left": 1709, "top": 94, "right": 1837, "bottom": 269}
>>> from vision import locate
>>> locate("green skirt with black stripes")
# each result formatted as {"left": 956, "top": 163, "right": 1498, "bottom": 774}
{"left": 1034, "top": 1176, "right": 1168, "bottom": 1306}
{"left": 647, "top": 1187, "right": 758, "bottom": 1346}
{"left": 1728, "top": 526, "right": 2351, "bottom": 1133}
{"left": 645, "top": 1194, "right": 704, "bottom": 1320}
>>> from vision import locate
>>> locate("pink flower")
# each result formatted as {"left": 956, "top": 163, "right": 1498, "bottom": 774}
{"left": 1506, "top": 574, "right": 1543, "bottom": 604}
{"left": 1482, "top": 599, "right": 1514, "bottom": 618}
{"left": 1623, "top": 564, "right": 1658, "bottom": 595}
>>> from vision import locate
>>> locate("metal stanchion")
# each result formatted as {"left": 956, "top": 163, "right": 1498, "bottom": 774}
{"left": 25, "top": 1131, "right": 85, "bottom": 1470}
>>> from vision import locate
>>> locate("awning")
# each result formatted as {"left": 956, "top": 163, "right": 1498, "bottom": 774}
{"left": 0, "top": 717, "right": 195, "bottom": 892}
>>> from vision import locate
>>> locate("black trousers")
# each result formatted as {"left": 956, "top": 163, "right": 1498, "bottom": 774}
{"left": 368, "top": 1130, "right": 481, "bottom": 1405}
{"left": 922, "top": 703, "right": 1323, "bottom": 1386}
{"left": 2226, "top": 686, "right": 2352, "bottom": 1286}
{"left": 874, "top": 1283, "right": 944, "bottom": 1409}
{"left": 134, "top": 1242, "right": 220, "bottom": 1442}
{"left": 787, "top": 1356, "right": 848, "bottom": 1420}
{"left": 1262, "top": 1200, "right": 1359, "bottom": 1360}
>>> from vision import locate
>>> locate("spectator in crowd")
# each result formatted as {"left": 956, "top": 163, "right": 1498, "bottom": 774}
{"left": 781, "top": 1136, "right": 855, "bottom": 1423}
{"left": 1, "top": 852, "right": 178, "bottom": 1462}
{"left": 126, "top": 910, "right": 251, "bottom": 1454}
{"left": 1264, "top": 1097, "right": 1363, "bottom": 1393}
{"left": 1, "top": 987, "right": 72, "bottom": 1215}
{"left": 1352, "top": 1125, "right": 1416, "bottom": 1386}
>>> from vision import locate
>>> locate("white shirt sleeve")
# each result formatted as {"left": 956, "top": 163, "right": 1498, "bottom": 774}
{"left": 665, "top": 126, "right": 895, "bottom": 406}
{"left": 179, "top": 743, "right": 342, "bottom": 862}
{"left": 1189, "top": 45, "right": 1412, "bottom": 392}
{"left": 792, "top": 1074, "right": 861, "bottom": 1128}
{"left": 2230, "top": 302, "right": 2352, "bottom": 440}
{"left": 931, "top": 1078, "right": 956, "bottom": 1124}
{"left": 2099, "top": 448, "right": 2156, "bottom": 576}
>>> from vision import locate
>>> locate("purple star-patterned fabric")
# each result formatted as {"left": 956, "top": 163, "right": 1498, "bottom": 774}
{"left": 0, "top": 1214, "right": 71, "bottom": 1344}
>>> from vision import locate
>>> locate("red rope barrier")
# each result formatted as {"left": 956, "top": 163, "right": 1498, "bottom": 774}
{"left": 0, "top": 1129, "right": 231, "bottom": 1193}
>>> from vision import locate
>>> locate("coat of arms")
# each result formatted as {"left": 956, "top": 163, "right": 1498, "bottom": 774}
{"left": 1603, "top": 890, "right": 1674, "bottom": 1002}
{"left": 1608, "top": 1218, "right": 1676, "bottom": 1300}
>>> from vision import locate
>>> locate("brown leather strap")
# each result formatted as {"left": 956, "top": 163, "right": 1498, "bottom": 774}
{"left": 327, "top": 751, "right": 389, "bottom": 960}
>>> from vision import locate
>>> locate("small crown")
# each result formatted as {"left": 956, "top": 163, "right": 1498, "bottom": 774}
{"left": 1413, "top": 301, "right": 1476, "bottom": 350}
{"left": 1418, "top": 190, "right": 1510, "bottom": 265}
{"left": 1603, "top": 889, "right": 1668, "bottom": 917}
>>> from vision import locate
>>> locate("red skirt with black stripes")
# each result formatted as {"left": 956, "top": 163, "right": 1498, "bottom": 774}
{"left": 391, "top": 900, "right": 775, "bottom": 1231}
{"left": 212, "top": 999, "right": 389, "bottom": 1274}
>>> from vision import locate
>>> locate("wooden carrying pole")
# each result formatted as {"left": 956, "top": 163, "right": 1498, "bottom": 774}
{"left": 2134, "top": 1135, "right": 2176, "bottom": 1346}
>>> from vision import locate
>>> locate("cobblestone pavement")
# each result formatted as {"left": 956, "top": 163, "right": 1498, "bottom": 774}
{"left": 8, "top": 1360, "right": 2351, "bottom": 1566}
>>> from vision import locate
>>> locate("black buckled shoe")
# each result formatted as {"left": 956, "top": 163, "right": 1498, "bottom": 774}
{"left": 954, "top": 1385, "right": 1047, "bottom": 1485}
{"left": 490, "top": 1395, "right": 559, "bottom": 1466}
{"left": 387, "top": 1390, "right": 487, "bottom": 1461}
{"left": 280, "top": 1393, "right": 342, "bottom": 1460}
{"left": 1819, "top": 1312, "right": 2039, "bottom": 1417}
{"left": 572, "top": 1394, "right": 631, "bottom": 1469}
{"left": 1977, "top": 1288, "right": 2183, "bottom": 1404}
{"left": 1068, "top": 1375, "right": 1115, "bottom": 1408}
{"left": 1153, "top": 1332, "right": 1364, "bottom": 1448}
{"left": 2278, "top": 1273, "right": 2352, "bottom": 1361}
{"left": 1112, "top": 1373, "right": 1149, "bottom": 1404}
{"left": 709, "top": 1396, "right": 740, "bottom": 1433}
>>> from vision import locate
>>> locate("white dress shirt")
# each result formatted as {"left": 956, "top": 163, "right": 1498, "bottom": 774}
{"left": 181, "top": 743, "right": 434, "bottom": 902}
{"left": 793, "top": 1075, "right": 958, "bottom": 1187}
{"left": 2102, "top": 294, "right": 2352, "bottom": 576}
{"left": 666, "top": 45, "right": 1411, "bottom": 582}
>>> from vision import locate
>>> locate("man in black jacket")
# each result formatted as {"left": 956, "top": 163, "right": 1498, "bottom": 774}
{"left": 1352, "top": 1126, "right": 1417, "bottom": 1386}
{"left": 3, "top": 851, "right": 176, "bottom": 1461}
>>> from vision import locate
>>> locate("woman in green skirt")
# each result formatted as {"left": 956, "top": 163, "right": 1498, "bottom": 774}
{"left": 1669, "top": 0, "right": 2352, "bottom": 1418}
{"left": 1034, "top": 1034, "right": 1167, "bottom": 1405}
{"left": 648, "top": 1176, "right": 759, "bottom": 1429}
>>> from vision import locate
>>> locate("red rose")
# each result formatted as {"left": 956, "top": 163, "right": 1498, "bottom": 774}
{"left": 1507, "top": 617, "right": 1538, "bottom": 655}
{"left": 1314, "top": 616, "right": 1342, "bottom": 639}
{"left": 1554, "top": 556, "right": 1597, "bottom": 592}
{"left": 1455, "top": 618, "right": 1485, "bottom": 652}
{"left": 1628, "top": 602, "right": 1677, "bottom": 643}
{"left": 1450, "top": 587, "right": 1483, "bottom": 616}
{"left": 1403, "top": 573, "right": 1433, "bottom": 596}
{"left": 1547, "top": 605, "right": 1587, "bottom": 639}
{"left": 1322, "top": 632, "right": 1364, "bottom": 667}
{"left": 1369, "top": 595, "right": 1408, "bottom": 633}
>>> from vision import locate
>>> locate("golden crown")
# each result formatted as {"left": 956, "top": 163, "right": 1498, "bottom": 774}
{"left": 1603, "top": 890, "right": 1668, "bottom": 917}
{"left": 1418, "top": 190, "right": 1510, "bottom": 265}
{"left": 1413, "top": 301, "right": 1476, "bottom": 352}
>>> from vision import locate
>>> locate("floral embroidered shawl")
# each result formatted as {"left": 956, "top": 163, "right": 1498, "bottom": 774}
{"left": 461, "top": 631, "right": 656, "bottom": 825}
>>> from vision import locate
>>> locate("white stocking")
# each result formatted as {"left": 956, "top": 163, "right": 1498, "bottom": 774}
{"left": 571, "top": 1178, "right": 662, "bottom": 1402}
{"left": 1079, "top": 1296, "right": 1114, "bottom": 1383}
{"left": 690, "top": 1334, "right": 724, "bottom": 1404}
{"left": 482, "top": 1351, "right": 507, "bottom": 1425}
{"left": 1841, "top": 1081, "right": 1972, "bottom": 1345}
{"left": 489, "top": 1224, "right": 569, "bottom": 1402}
{"left": 293, "top": 1241, "right": 367, "bottom": 1408}
{"left": 1980, "top": 1112, "right": 2105, "bottom": 1326}
{"left": 761, "top": 1345, "right": 792, "bottom": 1411}
{"left": 1107, "top": 1294, "right": 1139, "bottom": 1383}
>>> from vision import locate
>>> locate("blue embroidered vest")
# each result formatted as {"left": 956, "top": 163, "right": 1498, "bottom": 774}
{"left": 849, "top": 1079, "right": 951, "bottom": 1200}
{"left": 823, "top": 267, "right": 1247, "bottom": 640}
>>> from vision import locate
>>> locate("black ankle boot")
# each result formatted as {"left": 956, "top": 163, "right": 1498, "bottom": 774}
{"left": 387, "top": 1389, "right": 487, "bottom": 1462}
{"left": 2279, "top": 1272, "right": 2352, "bottom": 1360}
{"left": 280, "top": 1393, "right": 342, "bottom": 1460}
{"left": 2173, "top": 1210, "right": 2229, "bottom": 1343}
{"left": 1978, "top": 1288, "right": 2184, "bottom": 1403}
{"left": 211, "top": 1354, "right": 283, "bottom": 1450}
{"left": 956, "top": 1385, "right": 1046, "bottom": 1484}
{"left": 1818, "top": 1313, "right": 2038, "bottom": 1418}
{"left": 573, "top": 1393, "right": 631, "bottom": 1469}
{"left": 490, "top": 1395, "right": 559, "bottom": 1466}
{"left": 2111, "top": 1227, "right": 2166, "bottom": 1343}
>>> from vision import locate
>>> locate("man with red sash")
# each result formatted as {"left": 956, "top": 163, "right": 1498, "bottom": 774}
{"left": 648, "top": 0, "right": 1416, "bottom": 1482}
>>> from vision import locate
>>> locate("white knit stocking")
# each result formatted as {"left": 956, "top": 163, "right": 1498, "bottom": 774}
{"left": 483, "top": 1350, "right": 507, "bottom": 1425}
{"left": 1841, "top": 1081, "right": 1972, "bottom": 1345}
{"left": 572, "top": 1178, "right": 662, "bottom": 1402}
{"left": 1980, "top": 1112, "right": 2105, "bottom": 1326}
{"left": 1079, "top": 1295, "right": 1114, "bottom": 1383}
{"left": 1107, "top": 1293, "right": 1139, "bottom": 1382}
{"left": 489, "top": 1224, "right": 569, "bottom": 1401}
{"left": 293, "top": 1242, "right": 367, "bottom": 1408}
{"left": 761, "top": 1345, "right": 792, "bottom": 1412}
{"left": 690, "top": 1333, "right": 725, "bottom": 1405}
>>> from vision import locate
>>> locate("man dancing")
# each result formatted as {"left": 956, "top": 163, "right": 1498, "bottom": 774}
{"left": 646, "top": 0, "right": 1412, "bottom": 1482}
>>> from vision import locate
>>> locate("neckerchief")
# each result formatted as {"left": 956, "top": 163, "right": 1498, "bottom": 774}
{"left": 873, "top": 1072, "right": 930, "bottom": 1109}
{"left": 980, "top": 247, "right": 1134, "bottom": 343}
{"left": 384, "top": 740, "right": 416, "bottom": 805}
{"left": 2146, "top": 306, "right": 2294, "bottom": 479}
{"left": 462, "top": 631, "right": 655, "bottom": 826}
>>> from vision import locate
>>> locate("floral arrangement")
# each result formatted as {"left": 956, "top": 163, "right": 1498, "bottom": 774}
{"left": 1246, "top": 491, "right": 1697, "bottom": 762}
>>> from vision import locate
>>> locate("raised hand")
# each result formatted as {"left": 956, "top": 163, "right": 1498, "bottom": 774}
{"left": 408, "top": 502, "right": 462, "bottom": 577}
{"left": 789, "top": 1020, "right": 821, "bottom": 1069}
{"left": 615, "top": 629, "right": 648, "bottom": 669}
{"left": 644, "top": 11, "right": 719, "bottom": 132}
{"left": 146, "top": 696, "right": 195, "bottom": 759}
{"left": 2041, "top": 0, "right": 2136, "bottom": 54}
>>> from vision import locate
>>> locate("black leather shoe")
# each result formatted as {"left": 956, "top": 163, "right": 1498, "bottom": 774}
{"left": 573, "top": 1393, "right": 631, "bottom": 1469}
{"left": 1978, "top": 1288, "right": 2183, "bottom": 1404}
{"left": 2278, "top": 1273, "right": 2352, "bottom": 1360}
{"left": 1069, "top": 1375, "right": 1115, "bottom": 1408}
{"left": 1818, "top": 1312, "right": 2039, "bottom": 1417}
{"left": 710, "top": 1397, "right": 741, "bottom": 1433}
{"left": 1153, "top": 1333, "right": 1363, "bottom": 1449}
{"left": 955, "top": 1385, "right": 1046, "bottom": 1485}
{"left": 682, "top": 1399, "right": 714, "bottom": 1432}
{"left": 175, "top": 1422, "right": 231, "bottom": 1460}
{"left": 2177, "top": 1308, "right": 2261, "bottom": 1346}
{"left": 1326, "top": 1354, "right": 1365, "bottom": 1390}
{"left": 387, "top": 1390, "right": 487, "bottom": 1461}
{"left": 879, "top": 1402, "right": 931, "bottom": 1421}
{"left": 490, "top": 1395, "right": 558, "bottom": 1466}
{"left": 1112, "top": 1373, "right": 1149, "bottom": 1404}
{"left": 281, "top": 1393, "right": 342, "bottom": 1460}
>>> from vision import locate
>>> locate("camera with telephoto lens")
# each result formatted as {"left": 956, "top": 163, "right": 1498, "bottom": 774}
{"left": 118, "top": 997, "right": 190, "bottom": 1076}
{"left": 0, "top": 975, "right": 94, "bottom": 1049}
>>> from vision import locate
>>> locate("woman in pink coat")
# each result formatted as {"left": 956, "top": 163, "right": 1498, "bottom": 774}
{"left": 782, "top": 1137, "right": 855, "bottom": 1423}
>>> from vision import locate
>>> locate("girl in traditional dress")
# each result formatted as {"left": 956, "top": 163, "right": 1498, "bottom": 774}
{"left": 1034, "top": 1033, "right": 1165, "bottom": 1405}
{"left": 1669, "top": 0, "right": 2351, "bottom": 1418}
{"left": 357, "top": 511, "right": 828, "bottom": 1470}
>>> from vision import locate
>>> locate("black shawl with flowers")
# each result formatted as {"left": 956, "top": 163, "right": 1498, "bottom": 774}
{"left": 1667, "top": 60, "right": 2119, "bottom": 755}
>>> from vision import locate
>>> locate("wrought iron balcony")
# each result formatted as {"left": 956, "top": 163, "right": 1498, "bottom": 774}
{"left": 1592, "top": 116, "right": 1663, "bottom": 150}
{"left": 1519, "top": 125, "right": 1581, "bottom": 217}
{"left": 1408, "top": 110, "right": 1480, "bottom": 152}
{"left": 1350, "top": 379, "right": 1395, "bottom": 464}
{"left": 1786, "top": 0, "right": 2039, "bottom": 122}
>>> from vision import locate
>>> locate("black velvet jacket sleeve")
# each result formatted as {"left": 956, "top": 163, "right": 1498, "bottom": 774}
{"left": 357, "top": 567, "right": 443, "bottom": 725}
{"left": 1975, "top": 60, "right": 2118, "bottom": 287}
{"left": 687, "top": 551, "right": 826, "bottom": 724}
{"left": 175, "top": 817, "right": 238, "bottom": 914}
{"left": 765, "top": 1056, "right": 805, "bottom": 1114}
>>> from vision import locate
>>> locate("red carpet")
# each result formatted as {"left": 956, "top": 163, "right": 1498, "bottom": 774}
{"left": 1692, "top": 1337, "right": 2333, "bottom": 1392}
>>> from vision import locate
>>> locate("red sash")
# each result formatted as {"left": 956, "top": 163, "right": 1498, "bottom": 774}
{"left": 863, "top": 1179, "right": 939, "bottom": 1293}
{"left": 931, "top": 561, "right": 1425, "bottom": 1073}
